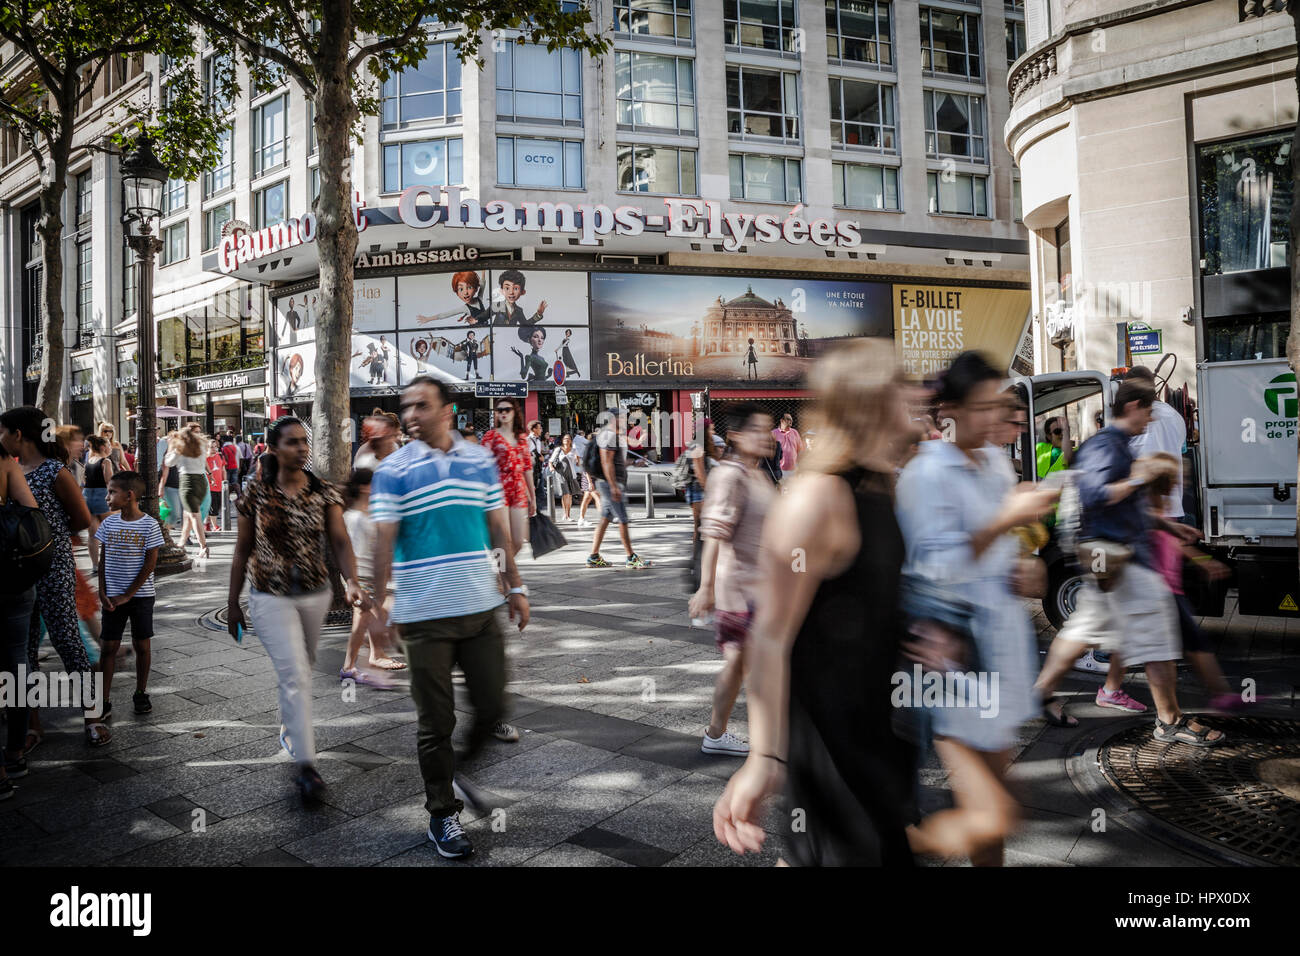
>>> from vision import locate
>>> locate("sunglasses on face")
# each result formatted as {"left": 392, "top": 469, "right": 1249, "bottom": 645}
{"left": 1049, "top": 429, "right": 1063, "bottom": 437}
{"left": 496, "top": 407, "right": 512, "bottom": 414}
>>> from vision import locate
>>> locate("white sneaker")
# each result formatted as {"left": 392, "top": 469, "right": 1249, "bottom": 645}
{"left": 1072, "top": 649, "right": 1105, "bottom": 674}
{"left": 701, "top": 730, "right": 749, "bottom": 756}
{"left": 492, "top": 721, "right": 520, "bottom": 742}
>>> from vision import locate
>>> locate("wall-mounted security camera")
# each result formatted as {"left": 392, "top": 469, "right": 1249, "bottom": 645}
{"left": 1180, "top": 306, "right": 1194, "bottom": 326}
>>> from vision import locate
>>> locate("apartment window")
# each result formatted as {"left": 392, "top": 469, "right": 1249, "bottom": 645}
{"left": 497, "top": 136, "right": 584, "bottom": 189}
{"left": 617, "top": 144, "right": 697, "bottom": 195}
{"left": 1198, "top": 130, "right": 1294, "bottom": 275}
{"left": 920, "top": 8, "right": 982, "bottom": 79}
{"left": 829, "top": 77, "right": 895, "bottom": 150}
{"left": 496, "top": 44, "right": 582, "bottom": 126}
{"left": 204, "top": 126, "right": 233, "bottom": 198}
{"left": 724, "top": 0, "right": 799, "bottom": 53}
{"left": 310, "top": 166, "right": 320, "bottom": 205}
{"left": 927, "top": 170, "right": 988, "bottom": 216}
{"left": 254, "top": 180, "right": 288, "bottom": 228}
{"left": 306, "top": 98, "right": 317, "bottom": 155}
{"left": 1055, "top": 219, "right": 1072, "bottom": 302}
{"left": 826, "top": 0, "right": 893, "bottom": 66}
{"left": 924, "top": 90, "right": 985, "bottom": 160}
{"left": 613, "top": 0, "right": 693, "bottom": 41}
{"left": 727, "top": 66, "right": 800, "bottom": 142}
{"left": 382, "top": 42, "right": 463, "bottom": 127}
{"left": 123, "top": 246, "right": 137, "bottom": 320}
{"left": 204, "top": 201, "right": 234, "bottom": 251}
{"left": 161, "top": 222, "right": 188, "bottom": 265}
{"left": 252, "top": 94, "right": 288, "bottom": 174}
{"left": 383, "top": 138, "right": 464, "bottom": 192}
{"left": 162, "top": 176, "right": 188, "bottom": 216}
{"left": 1012, "top": 177, "right": 1022, "bottom": 221}
{"left": 75, "top": 171, "right": 93, "bottom": 224}
{"left": 76, "top": 241, "right": 93, "bottom": 339}
{"left": 1006, "top": 17, "right": 1026, "bottom": 64}
{"left": 833, "top": 162, "right": 899, "bottom": 209}
{"left": 729, "top": 154, "right": 802, "bottom": 202}
{"left": 615, "top": 53, "right": 696, "bottom": 134}
{"left": 203, "top": 52, "right": 234, "bottom": 113}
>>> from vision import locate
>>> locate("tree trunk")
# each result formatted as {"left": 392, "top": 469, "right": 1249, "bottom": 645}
{"left": 33, "top": 168, "right": 68, "bottom": 421}
{"left": 311, "top": 0, "right": 360, "bottom": 485}
{"left": 1290, "top": 11, "right": 1300, "bottom": 579}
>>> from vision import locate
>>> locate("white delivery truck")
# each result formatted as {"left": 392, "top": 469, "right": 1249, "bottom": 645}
{"left": 1012, "top": 358, "right": 1298, "bottom": 627}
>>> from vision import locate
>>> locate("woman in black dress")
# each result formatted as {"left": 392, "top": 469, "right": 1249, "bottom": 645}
{"left": 713, "top": 339, "right": 918, "bottom": 866}
{"left": 559, "top": 329, "right": 580, "bottom": 379}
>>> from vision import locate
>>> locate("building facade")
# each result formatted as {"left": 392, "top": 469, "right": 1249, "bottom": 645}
{"left": 3, "top": 0, "right": 1036, "bottom": 456}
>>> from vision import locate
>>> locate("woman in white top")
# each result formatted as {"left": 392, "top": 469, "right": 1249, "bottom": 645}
{"left": 161, "top": 428, "right": 210, "bottom": 557}
{"left": 549, "top": 434, "right": 582, "bottom": 521}
{"left": 340, "top": 468, "right": 404, "bottom": 684}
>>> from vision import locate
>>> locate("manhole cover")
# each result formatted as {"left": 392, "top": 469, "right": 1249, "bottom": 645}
{"left": 201, "top": 603, "right": 352, "bottom": 633}
{"left": 1098, "top": 715, "right": 1300, "bottom": 866}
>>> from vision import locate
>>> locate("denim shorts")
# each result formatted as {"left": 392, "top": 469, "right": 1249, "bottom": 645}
{"left": 83, "top": 487, "right": 109, "bottom": 516}
{"left": 685, "top": 483, "right": 704, "bottom": 505}
{"left": 595, "top": 479, "right": 630, "bottom": 525}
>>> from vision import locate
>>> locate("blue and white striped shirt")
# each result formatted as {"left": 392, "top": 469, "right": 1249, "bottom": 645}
{"left": 370, "top": 432, "right": 506, "bottom": 623}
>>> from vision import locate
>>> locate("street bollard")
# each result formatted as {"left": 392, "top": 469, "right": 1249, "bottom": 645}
{"left": 643, "top": 471, "right": 655, "bottom": 519}
{"left": 547, "top": 471, "right": 556, "bottom": 522}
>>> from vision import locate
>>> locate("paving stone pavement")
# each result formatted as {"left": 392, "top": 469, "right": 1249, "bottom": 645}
{"left": 3, "top": 512, "right": 1295, "bottom": 867}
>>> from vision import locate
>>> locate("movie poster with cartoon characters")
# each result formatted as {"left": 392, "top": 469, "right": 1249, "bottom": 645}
{"left": 274, "top": 290, "right": 319, "bottom": 347}
{"left": 396, "top": 329, "right": 494, "bottom": 385}
{"left": 274, "top": 342, "right": 316, "bottom": 398}
{"left": 399, "top": 270, "right": 491, "bottom": 328}
{"left": 349, "top": 333, "right": 398, "bottom": 388}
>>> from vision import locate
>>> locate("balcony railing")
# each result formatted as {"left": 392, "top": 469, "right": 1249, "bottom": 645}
{"left": 160, "top": 350, "right": 266, "bottom": 382}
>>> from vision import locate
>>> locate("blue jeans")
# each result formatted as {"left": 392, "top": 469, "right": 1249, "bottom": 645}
{"left": 595, "top": 479, "right": 630, "bottom": 525}
{"left": 1, "top": 587, "right": 35, "bottom": 756}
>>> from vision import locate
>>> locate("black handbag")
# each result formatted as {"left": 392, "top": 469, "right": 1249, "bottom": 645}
{"left": 0, "top": 498, "right": 55, "bottom": 592}
{"left": 528, "top": 512, "right": 568, "bottom": 559}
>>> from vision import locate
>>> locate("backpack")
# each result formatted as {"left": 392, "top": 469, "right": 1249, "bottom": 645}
{"left": 671, "top": 444, "right": 699, "bottom": 490}
{"left": 0, "top": 498, "right": 55, "bottom": 591}
{"left": 583, "top": 431, "right": 605, "bottom": 478}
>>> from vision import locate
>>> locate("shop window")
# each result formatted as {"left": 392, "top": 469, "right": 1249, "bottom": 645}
{"left": 253, "top": 94, "right": 288, "bottom": 174}
{"left": 204, "top": 201, "right": 234, "bottom": 251}
{"left": 1203, "top": 312, "right": 1289, "bottom": 362}
{"left": 161, "top": 221, "right": 188, "bottom": 265}
{"left": 833, "top": 161, "right": 899, "bottom": 210}
{"left": 826, "top": 0, "right": 892, "bottom": 66}
{"left": 204, "top": 126, "right": 233, "bottom": 198}
{"left": 920, "top": 8, "right": 982, "bottom": 80}
{"left": 727, "top": 65, "right": 800, "bottom": 142}
{"left": 617, "top": 144, "right": 697, "bottom": 195}
{"left": 927, "top": 170, "right": 987, "bottom": 216}
{"left": 725, "top": 0, "right": 799, "bottom": 53}
{"left": 614, "top": 0, "right": 692, "bottom": 41}
{"left": 729, "top": 153, "right": 802, "bottom": 203}
{"left": 382, "top": 42, "right": 463, "bottom": 127}
{"left": 254, "top": 180, "right": 288, "bottom": 229}
{"left": 616, "top": 52, "right": 695, "bottom": 134}
{"left": 829, "top": 76, "right": 895, "bottom": 151}
{"left": 1197, "top": 129, "right": 1293, "bottom": 275}
{"left": 382, "top": 138, "right": 464, "bottom": 192}
{"left": 497, "top": 136, "right": 584, "bottom": 189}
{"left": 924, "top": 90, "right": 985, "bottom": 160}
{"left": 496, "top": 43, "right": 582, "bottom": 126}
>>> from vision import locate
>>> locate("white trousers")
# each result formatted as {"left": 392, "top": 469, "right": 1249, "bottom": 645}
{"left": 248, "top": 587, "right": 332, "bottom": 767}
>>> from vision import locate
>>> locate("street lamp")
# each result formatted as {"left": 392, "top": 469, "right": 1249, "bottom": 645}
{"left": 121, "top": 135, "right": 190, "bottom": 574}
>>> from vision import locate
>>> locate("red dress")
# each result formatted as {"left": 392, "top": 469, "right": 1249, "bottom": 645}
{"left": 482, "top": 429, "right": 532, "bottom": 509}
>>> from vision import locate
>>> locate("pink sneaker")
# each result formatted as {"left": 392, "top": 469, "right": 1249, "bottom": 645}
{"left": 1096, "top": 688, "right": 1148, "bottom": 713}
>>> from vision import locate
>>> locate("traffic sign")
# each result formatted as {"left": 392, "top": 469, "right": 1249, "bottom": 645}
{"left": 474, "top": 381, "right": 527, "bottom": 398}
{"left": 555, "top": 386, "right": 568, "bottom": 405}
{"left": 553, "top": 361, "right": 566, "bottom": 387}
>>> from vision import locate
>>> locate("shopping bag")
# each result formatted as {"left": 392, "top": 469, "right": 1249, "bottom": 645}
{"left": 528, "top": 512, "right": 568, "bottom": 559}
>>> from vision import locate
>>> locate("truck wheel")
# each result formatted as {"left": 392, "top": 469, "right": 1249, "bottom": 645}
{"left": 1044, "top": 563, "right": 1087, "bottom": 630}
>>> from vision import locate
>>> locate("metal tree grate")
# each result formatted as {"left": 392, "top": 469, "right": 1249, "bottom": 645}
{"left": 1098, "top": 716, "right": 1300, "bottom": 865}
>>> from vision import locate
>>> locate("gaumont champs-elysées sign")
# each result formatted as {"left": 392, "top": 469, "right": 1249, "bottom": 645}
{"left": 217, "top": 187, "right": 865, "bottom": 274}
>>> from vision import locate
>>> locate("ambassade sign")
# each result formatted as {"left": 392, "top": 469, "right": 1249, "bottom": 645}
{"left": 219, "top": 186, "right": 864, "bottom": 273}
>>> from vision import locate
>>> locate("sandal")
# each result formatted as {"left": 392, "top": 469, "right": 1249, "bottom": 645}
{"left": 1153, "top": 714, "right": 1226, "bottom": 748}
{"left": 23, "top": 729, "right": 42, "bottom": 756}
{"left": 1041, "top": 697, "right": 1079, "bottom": 728}
{"left": 86, "top": 723, "right": 112, "bottom": 747}
{"left": 369, "top": 657, "right": 407, "bottom": 671}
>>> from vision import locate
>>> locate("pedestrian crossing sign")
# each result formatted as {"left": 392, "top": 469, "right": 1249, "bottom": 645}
{"left": 1280, "top": 594, "right": 1298, "bottom": 612}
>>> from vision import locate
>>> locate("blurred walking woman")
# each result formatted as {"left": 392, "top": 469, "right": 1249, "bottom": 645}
{"left": 894, "top": 351, "right": 1058, "bottom": 866}
{"left": 0, "top": 406, "right": 107, "bottom": 746}
{"left": 481, "top": 397, "right": 534, "bottom": 554}
{"left": 713, "top": 340, "right": 919, "bottom": 866}
{"left": 227, "top": 417, "right": 368, "bottom": 805}
{"left": 164, "top": 428, "right": 210, "bottom": 558}
{"left": 0, "top": 457, "right": 39, "bottom": 796}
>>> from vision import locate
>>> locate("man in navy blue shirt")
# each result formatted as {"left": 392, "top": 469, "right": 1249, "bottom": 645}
{"left": 1034, "top": 379, "right": 1225, "bottom": 747}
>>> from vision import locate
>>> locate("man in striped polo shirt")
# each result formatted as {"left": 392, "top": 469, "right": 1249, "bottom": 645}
{"left": 370, "top": 376, "right": 530, "bottom": 859}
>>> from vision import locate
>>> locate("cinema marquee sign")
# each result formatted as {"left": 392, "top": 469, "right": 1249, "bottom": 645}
{"left": 219, "top": 186, "right": 865, "bottom": 273}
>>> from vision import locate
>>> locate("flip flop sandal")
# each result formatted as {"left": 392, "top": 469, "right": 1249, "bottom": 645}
{"left": 23, "top": 730, "right": 42, "bottom": 755}
{"left": 1153, "top": 714, "right": 1226, "bottom": 748}
{"left": 86, "top": 723, "right": 112, "bottom": 747}
{"left": 369, "top": 657, "right": 407, "bottom": 671}
{"left": 1041, "top": 697, "right": 1079, "bottom": 728}
{"left": 353, "top": 672, "right": 400, "bottom": 691}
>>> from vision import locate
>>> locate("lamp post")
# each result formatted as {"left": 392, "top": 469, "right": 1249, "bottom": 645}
{"left": 121, "top": 135, "right": 190, "bottom": 575}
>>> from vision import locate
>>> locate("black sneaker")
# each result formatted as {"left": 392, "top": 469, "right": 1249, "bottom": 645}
{"left": 0, "top": 777, "right": 13, "bottom": 800}
{"left": 133, "top": 691, "right": 152, "bottom": 715}
{"left": 427, "top": 812, "right": 474, "bottom": 859}
{"left": 4, "top": 755, "right": 28, "bottom": 779}
{"left": 295, "top": 766, "right": 327, "bottom": 807}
